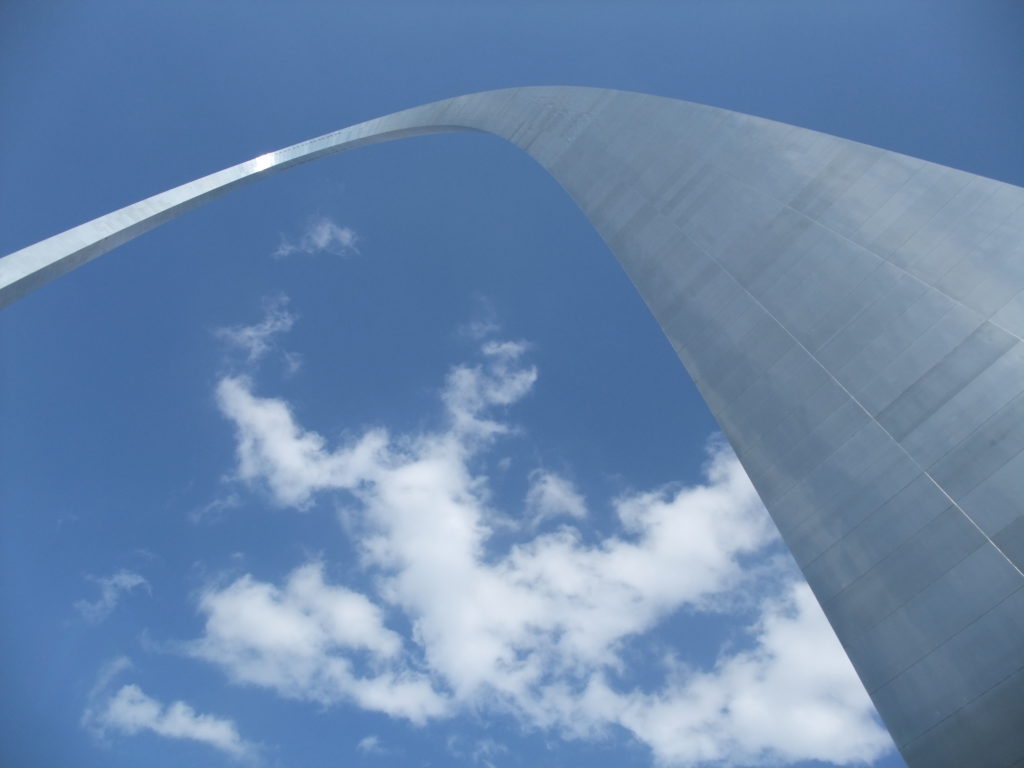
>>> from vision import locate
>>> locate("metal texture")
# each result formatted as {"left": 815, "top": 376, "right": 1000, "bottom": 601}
{"left": 3, "top": 87, "right": 1024, "bottom": 767}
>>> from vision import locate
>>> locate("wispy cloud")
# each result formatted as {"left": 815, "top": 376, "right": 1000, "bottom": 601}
{"left": 357, "top": 734, "right": 386, "bottom": 755}
{"left": 273, "top": 216, "right": 358, "bottom": 259}
{"left": 525, "top": 469, "right": 587, "bottom": 525}
{"left": 189, "top": 493, "right": 241, "bottom": 524}
{"left": 215, "top": 295, "right": 296, "bottom": 364}
{"left": 75, "top": 570, "right": 149, "bottom": 623}
{"left": 91, "top": 683, "right": 255, "bottom": 760}
{"left": 282, "top": 350, "right": 303, "bottom": 377}
{"left": 201, "top": 338, "right": 893, "bottom": 766}
{"left": 457, "top": 297, "right": 501, "bottom": 341}
{"left": 82, "top": 658, "right": 257, "bottom": 761}
{"left": 447, "top": 735, "right": 508, "bottom": 768}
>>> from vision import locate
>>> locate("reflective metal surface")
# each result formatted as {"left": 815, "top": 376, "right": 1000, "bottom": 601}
{"left": 2, "top": 87, "right": 1023, "bottom": 767}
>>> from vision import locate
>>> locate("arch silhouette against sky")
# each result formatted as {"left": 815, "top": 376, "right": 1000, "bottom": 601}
{"left": 2, "top": 87, "right": 1023, "bottom": 768}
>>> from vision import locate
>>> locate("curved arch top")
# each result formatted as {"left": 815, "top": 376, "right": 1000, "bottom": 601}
{"left": 3, "top": 87, "right": 1024, "bottom": 767}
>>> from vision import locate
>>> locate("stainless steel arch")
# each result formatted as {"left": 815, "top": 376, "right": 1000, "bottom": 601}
{"left": 3, "top": 87, "right": 1024, "bottom": 767}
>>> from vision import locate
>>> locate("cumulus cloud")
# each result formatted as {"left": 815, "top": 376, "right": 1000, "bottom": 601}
{"left": 216, "top": 294, "right": 296, "bottom": 364}
{"left": 611, "top": 582, "right": 891, "bottom": 766}
{"left": 90, "top": 683, "right": 255, "bottom": 760}
{"left": 216, "top": 377, "right": 389, "bottom": 508}
{"left": 442, "top": 339, "right": 537, "bottom": 439}
{"left": 75, "top": 570, "right": 149, "bottom": 623}
{"left": 189, "top": 562, "right": 446, "bottom": 724}
{"left": 273, "top": 216, "right": 358, "bottom": 258}
{"left": 201, "top": 339, "right": 892, "bottom": 766}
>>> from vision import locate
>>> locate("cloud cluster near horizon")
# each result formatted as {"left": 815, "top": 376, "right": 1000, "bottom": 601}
{"left": 178, "top": 301, "right": 893, "bottom": 767}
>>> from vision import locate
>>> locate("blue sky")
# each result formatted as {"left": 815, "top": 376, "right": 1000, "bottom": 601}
{"left": 1, "top": 2, "right": 1022, "bottom": 767}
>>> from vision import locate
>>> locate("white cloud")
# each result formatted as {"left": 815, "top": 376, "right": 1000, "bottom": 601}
{"left": 459, "top": 317, "right": 501, "bottom": 341}
{"left": 525, "top": 470, "right": 587, "bottom": 524}
{"left": 85, "top": 656, "right": 134, "bottom": 703}
{"left": 91, "top": 683, "right": 255, "bottom": 760}
{"left": 190, "top": 492, "right": 242, "bottom": 524}
{"left": 216, "top": 294, "right": 295, "bottom": 363}
{"left": 273, "top": 216, "right": 358, "bottom": 258}
{"left": 75, "top": 570, "right": 149, "bottom": 623}
{"left": 443, "top": 339, "right": 537, "bottom": 439}
{"left": 216, "top": 376, "right": 389, "bottom": 508}
{"left": 189, "top": 562, "right": 447, "bottom": 725}
{"left": 447, "top": 735, "right": 508, "bottom": 768}
{"left": 357, "top": 734, "right": 385, "bottom": 754}
{"left": 457, "top": 296, "right": 501, "bottom": 341}
{"left": 283, "top": 350, "right": 304, "bottom": 376}
{"left": 202, "top": 339, "right": 893, "bottom": 766}
{"left": 610, "top": 582, "right": 892, "bottom": 766}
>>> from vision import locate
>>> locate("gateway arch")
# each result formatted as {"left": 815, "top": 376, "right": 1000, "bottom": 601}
{"left": 2, "top": 87, "right": 1023, "bottom": 767}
